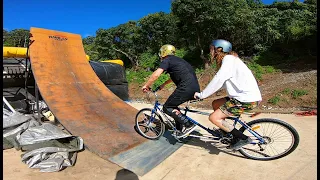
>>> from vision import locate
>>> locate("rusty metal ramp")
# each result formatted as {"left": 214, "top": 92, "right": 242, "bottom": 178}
{"left": 29, "top": 27, "right": 183, "bottom": 176}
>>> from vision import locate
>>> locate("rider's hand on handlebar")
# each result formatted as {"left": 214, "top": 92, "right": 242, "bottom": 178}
{"left": 194, "top": 92, "right": 201, "bottom": 100}
{"left": 142, "top": 85, "right": 151, "bottom": 93}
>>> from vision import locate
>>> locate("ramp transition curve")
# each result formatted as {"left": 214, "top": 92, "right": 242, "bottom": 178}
{"left": 28, "top": 27, "right": 183, "bottom": 176}
{"left": 29, "top": 27, "right": 147, "bottom": 158}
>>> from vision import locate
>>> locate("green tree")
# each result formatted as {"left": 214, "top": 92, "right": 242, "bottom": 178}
{"left": 172, "top": 0, "right": 250, "bottom": 68}
{"left": 83, "top": 36, "right": 99, "bottom": 61}
{"left": 95, "top": 21, "right": 144, "bottom": 68}
{"left": 3, "top": 29, "right": 29, "bottom": 47}
{"left": 138, "top": 12, "right": 179, "bottom": 53}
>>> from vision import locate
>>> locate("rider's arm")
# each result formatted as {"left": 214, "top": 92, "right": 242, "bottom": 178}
{"left": 196, "top": 58, "right": 234, "bottom": 99}
{"left": 143, "top": 68, "right": 164, "bottom": 88}
{"left": 160, "top": 79, "right": 173, "bottom": 89}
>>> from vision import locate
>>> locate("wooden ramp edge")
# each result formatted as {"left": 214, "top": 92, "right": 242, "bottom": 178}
{"left": 29, "top": 27, "right": 184, "bottom": 176}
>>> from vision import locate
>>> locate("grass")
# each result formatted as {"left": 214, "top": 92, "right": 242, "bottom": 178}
{"left": 268, "top": 88, "right": 309, "bottom": 105}
{"left": 282, "top": 88, "right": 291, "bottom": 95}
{"left": 247, "top": 61, "right": 278, "bottom": 81}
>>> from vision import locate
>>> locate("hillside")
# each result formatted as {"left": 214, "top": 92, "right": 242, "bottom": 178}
{"left": 128, "top": 68, "right": 317, "bottom": 113}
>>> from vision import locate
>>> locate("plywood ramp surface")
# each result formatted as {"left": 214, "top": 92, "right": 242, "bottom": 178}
{"left": 29, "top": 27, "right": 185, "bottom": 176}
{"left": 29, "top": 27, "right": 147, "bottom": 159}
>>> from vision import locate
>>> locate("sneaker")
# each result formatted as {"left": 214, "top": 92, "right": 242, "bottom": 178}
{"left": 176, "top": 123, "right": 197, "bottom": 139}
{"left": 212, "top": 128, "right": 228, "bottom": 136}
{"left": 228, "top": 137, "right": 253, "bottom": 150}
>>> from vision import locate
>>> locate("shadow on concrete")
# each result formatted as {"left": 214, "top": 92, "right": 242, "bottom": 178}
{"left": 182, "top": 131, "right": 248, "bottom": 159}
{"left": 134, "top": 125, "right": 249, "bottom": 159}
{"left": 115, "top": 169, "right": 139, "bottom": 180}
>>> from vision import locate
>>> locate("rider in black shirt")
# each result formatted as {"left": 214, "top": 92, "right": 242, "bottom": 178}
{"left": 142, "top": 44, "right": 200, "bottom": 135}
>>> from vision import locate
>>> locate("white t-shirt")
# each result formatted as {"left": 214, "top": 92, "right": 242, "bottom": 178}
{"left": 197, "top": 55, "right": 262, "bottom": 102}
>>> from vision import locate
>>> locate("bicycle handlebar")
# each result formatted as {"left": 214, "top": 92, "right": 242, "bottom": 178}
{"left": 188, "top": 98, "right": 203, "bottom": 104}
{"left": 146, "top": 87, "right": 203, "bottom": 107}
{"left": 144, "top": 86, "right": 161, "bottom": 93}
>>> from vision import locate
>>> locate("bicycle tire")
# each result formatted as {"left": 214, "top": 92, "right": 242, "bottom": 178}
{"left": 238, "top": 118, "right": 300, "bottom": 161}
{"left": 135, "top": 108, "right": 165, "bottom": 140}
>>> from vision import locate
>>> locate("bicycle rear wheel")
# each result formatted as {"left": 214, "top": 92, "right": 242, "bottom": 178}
{"left": 239, "top": 118, "right": 299, "bottom": 160}
{"left": 135, "top": 108, "right": 165, "bottom": 140}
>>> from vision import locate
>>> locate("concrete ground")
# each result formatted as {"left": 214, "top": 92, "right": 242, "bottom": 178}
{"left": 3, "top": 102, "right": 317, "bottom": 180}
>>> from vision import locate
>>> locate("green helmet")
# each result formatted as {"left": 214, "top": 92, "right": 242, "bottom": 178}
{"left": 158, "top": 44, "right": 176, "bottom": 58}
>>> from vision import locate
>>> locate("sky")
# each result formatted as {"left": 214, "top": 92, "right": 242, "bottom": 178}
{"left": 4, "top": 0, "right": 304, "bottom": 38}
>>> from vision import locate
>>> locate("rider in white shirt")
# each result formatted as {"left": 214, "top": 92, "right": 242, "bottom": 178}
{"left": 194, "top": 39, "right": 262, "bottom": 150}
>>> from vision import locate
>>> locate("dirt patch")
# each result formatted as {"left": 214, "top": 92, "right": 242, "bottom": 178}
{"left": 128, "top": 69, "right": 317, "bottom": 112}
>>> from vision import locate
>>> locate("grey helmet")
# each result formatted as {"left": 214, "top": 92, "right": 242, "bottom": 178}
{"left": 211, "top": 39, "right": 232, "bottom": 53}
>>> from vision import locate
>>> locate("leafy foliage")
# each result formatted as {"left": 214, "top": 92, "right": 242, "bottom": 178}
{"left": 247, "top": 61, "right": 277, "bottom": 80}
{"left": 138, "top": 12, "right": 179, "bottom": 54}
{"left": 291, "top": 89, "right": 308, "bottom": 99}
{"left": 3, "top": 29, "right": 30, "bottom": 47}
{"left": 80, "top": 0, "right": 316, "bottom": 71}
{"left": 138, "top": 52, "right": 159, "bottom": 70}
{"left": 152, "top": 74, "right": 170, "bottom": 89}
{"left": 83, "top": 36, "right": 99, "bottom": 61}
{"left": 268, "top": 95, "right": 281, "bottom": 105}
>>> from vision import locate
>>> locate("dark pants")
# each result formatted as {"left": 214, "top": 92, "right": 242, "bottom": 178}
{"left": 163, "top": 86, "right": 199, "bottom": 130}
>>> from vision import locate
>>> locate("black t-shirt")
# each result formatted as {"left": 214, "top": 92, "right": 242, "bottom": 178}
{"left": 159, "top": 55, "right": 200, "bottom": 90}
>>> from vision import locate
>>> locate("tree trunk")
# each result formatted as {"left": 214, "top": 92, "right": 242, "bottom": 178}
{"left": 196, "top": 27, "right": 210, "bottom": 69}
{"left": 200, "top": 51, "right": 210, "bottom": 69}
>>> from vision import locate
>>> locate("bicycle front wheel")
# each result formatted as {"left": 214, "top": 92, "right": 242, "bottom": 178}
{"left": 135, "top": 108, "right": 165, "bottom": 140}
{"left": 239, "top": 118, "right": 300, "bottom": 160}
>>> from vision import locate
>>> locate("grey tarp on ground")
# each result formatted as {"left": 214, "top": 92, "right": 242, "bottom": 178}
{"left": 3, "top": 108, "right": 84, "bottom": 172}
{"left": 3, "top": 108, "right": 41, "bottom": 149}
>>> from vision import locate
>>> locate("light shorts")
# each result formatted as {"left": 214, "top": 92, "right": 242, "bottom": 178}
{"left": 219, "top": 97, "right": 259, "bottom": 117}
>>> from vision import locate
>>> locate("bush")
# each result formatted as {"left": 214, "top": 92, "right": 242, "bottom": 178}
{"left": 138, "top": 52, "right": 159, "bottom": 70}
{"left": 126, "top": 68, "right": 170, "bottom": 90}
{"left": 282, "top": 88, "right": 291, "bottom": 95}
{"left": 247, "top": 62, "right": 265, "bottom": 81}
{"left": 126, "top": 69, "right": 152, "bottom": 84}
{"left": 292, "top": 89, "right": 308, "bottom": 99}
{"left": 247, "top": 61, "right": 278, "bottom": 80}
{"left": 268, "top": 96, "right": 281, "bottom": 105}
{"left": 152, "top": 74, "right": 170, "bottom": 89}
{"left": 265, "top": 66, "right": 276, "bottom": 73}
{"left": 254, "top": 51, "right": 284, "bottom": 66}
{"left": 175, "top": 48, "right": 188, "bottom": 59}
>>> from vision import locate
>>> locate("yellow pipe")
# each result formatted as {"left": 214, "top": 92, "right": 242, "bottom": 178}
{"left": 3, "top": 47, "right": 124, "bottom": 66}
{"left": 3, "top": 47, "right": 90, "bottom": 60}
{"left": 100, "top": 60, "right": 124, "bottom": 66}
{"left": 3, "top": 47, "right": 29, "bottom": 58}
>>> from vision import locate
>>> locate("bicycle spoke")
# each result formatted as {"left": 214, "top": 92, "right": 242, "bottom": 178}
{"left": 239, "top": 119, "right": 299, "bottom": 160}
{"left": 135, "top": 109, "right": 165, "bottom": 139}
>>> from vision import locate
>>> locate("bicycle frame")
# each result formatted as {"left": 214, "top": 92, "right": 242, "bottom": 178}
{"left": 148, "top": 92, "right": 266, "bottom": 144}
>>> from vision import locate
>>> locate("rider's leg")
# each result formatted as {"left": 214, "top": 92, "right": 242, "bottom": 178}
{"left": 210, "top": 97, "right": 249, "bottom": 140}
{"left": 163, "top": 89, "right": 195, "bottom": 130}
{"left": 212, "top": 97, "right": 227, "bottom": 110}
{"left": 209, "top": 109, "right": 248, "bottom": 140}
{"left": 211, "top": 97, "right": 235, "bottom": 132}
{"left": 163, "top": 94, "right": 186, "bottom": 131}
